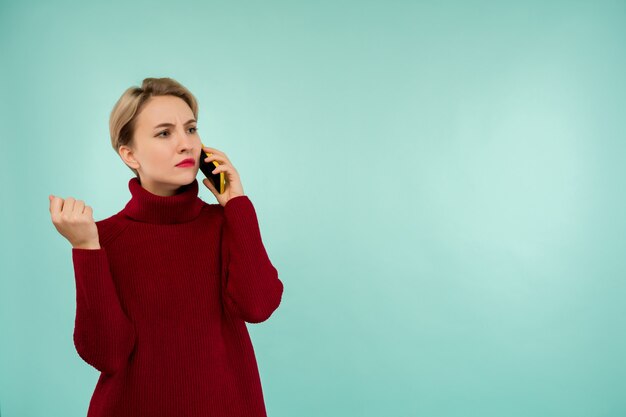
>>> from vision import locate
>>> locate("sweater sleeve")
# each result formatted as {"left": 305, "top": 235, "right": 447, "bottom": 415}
{"left": 72, "top": 247, "right": 136, "bottom": 374}
{"left": 220, "top": 196, "right": 284, "bottom": 323}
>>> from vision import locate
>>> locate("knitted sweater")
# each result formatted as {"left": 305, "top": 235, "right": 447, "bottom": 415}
{"left": 71, "top": 177, "right": 284, "bottom": 417}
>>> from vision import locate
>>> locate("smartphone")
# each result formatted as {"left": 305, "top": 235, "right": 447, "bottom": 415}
{"left": 199, "top": 144, "right": 226, "bottom": 194}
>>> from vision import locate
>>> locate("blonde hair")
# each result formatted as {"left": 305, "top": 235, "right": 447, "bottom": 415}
{"left": 109, "top": 77, "right": 199, "bottom": 179}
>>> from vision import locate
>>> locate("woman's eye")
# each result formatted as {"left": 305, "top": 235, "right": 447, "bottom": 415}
{"left": 156, "top": 127, "right": 197, "bottom": 138}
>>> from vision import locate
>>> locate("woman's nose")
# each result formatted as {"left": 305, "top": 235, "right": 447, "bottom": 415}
{"left": 176, "top": 128, "right": 195, "bottom": 148}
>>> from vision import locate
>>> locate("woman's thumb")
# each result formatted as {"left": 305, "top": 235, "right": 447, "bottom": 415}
{"left": 203, "top": 178, "right": 215, "bottom": 193}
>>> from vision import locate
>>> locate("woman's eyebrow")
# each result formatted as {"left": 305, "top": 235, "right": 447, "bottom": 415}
{"left": 153, "top": 119, "right": 197, "bottom": 129}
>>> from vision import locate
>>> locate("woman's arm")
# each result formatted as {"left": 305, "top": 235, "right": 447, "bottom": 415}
{"left": 220, "top": 196, "right": 284, "bottom": 323}
{"left": 72, "top": 247, "right": 136, "bottom": 374}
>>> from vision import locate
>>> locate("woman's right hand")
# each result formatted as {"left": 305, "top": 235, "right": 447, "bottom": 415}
{"left": 49, "top": 194, "right": 100, "bottom": 249}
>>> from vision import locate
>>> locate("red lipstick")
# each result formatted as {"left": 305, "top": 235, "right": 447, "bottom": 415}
{"left": 176, "top": 158, "right": 195, "bottom": 168}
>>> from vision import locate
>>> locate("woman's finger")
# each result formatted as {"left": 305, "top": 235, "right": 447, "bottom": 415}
{"left": 75, "top": 200, "right": 85, "bottom": 215}
{"left": 204, "top": 154, "right": 231, "bottom": 165}
{"left": 211, "top": 163, "right": 227, "bottom": 174}
{"left": 61, "top": 197, "right": 75, "bottom": 214}
{"left": 50, "top": 196, "right": 63, "bottom": 216}
{"left": 202, "top": 146, "right": 225, "bottom": 156}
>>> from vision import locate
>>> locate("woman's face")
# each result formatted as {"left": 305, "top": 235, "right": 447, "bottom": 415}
{"left": 119, "top": 95, "right": 202, "bottom": 196}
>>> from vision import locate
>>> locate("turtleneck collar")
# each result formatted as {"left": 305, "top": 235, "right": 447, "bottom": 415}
{"left": 121, "top": 177, "right": 205, "bottom": 224}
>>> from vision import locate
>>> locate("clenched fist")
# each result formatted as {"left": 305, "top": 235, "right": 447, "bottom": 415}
{"left": 49, "top": 194, "right": 100, "bottom": 249}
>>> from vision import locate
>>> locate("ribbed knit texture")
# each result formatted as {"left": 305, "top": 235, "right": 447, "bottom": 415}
{"left": 71, "top": 177, "right": 284, "bottom": 417}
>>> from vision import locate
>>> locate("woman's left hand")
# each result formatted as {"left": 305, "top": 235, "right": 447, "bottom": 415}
{"left": 201, "top": 146, "right": 245, "bottom": 206}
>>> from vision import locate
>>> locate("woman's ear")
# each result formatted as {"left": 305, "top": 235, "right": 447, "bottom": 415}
{"left": 118, "top": 145, "right": 140, "bottom": 170}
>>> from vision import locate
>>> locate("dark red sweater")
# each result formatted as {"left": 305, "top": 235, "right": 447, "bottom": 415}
{"left": 71, "top": 177, "right": 284, "bottom": 417}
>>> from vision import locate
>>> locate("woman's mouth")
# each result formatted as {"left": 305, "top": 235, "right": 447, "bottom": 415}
{"left": 176, "top": 158, "right": 195, "bottom": 168}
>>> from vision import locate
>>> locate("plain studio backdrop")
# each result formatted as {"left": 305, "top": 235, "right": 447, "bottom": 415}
{"left": 1, "top": 1, "right": 625, "bottom": 416}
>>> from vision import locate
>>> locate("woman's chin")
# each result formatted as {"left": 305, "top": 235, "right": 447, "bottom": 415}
{"left": 174, "top": 168, "right": 198, "bottom": 181}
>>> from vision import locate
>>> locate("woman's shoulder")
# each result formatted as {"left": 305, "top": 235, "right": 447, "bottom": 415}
{"left": 95, "top": 212, "right": 132, "bottom": 247}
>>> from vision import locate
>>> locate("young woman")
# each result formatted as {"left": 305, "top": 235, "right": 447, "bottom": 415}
{"left": 48, "top": 77, "right": 284, "bottom": 417}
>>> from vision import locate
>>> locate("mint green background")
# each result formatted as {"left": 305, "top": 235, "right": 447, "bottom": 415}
{"left": 1, "top": 1, "right": 625, "bottom": 416}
